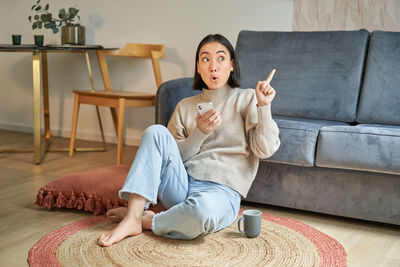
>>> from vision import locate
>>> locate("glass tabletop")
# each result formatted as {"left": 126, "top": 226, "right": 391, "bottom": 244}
{"left": 0, "top": 44, "right": 107, "bottom": 51}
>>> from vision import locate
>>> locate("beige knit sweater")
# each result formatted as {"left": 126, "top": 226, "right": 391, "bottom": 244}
{"left": 167, "top": 86, "right": 280, "bottom": 197}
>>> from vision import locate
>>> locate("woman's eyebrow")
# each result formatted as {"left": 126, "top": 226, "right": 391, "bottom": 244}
{"left": 200, "top": 50, "right": 227, "bottom": 56}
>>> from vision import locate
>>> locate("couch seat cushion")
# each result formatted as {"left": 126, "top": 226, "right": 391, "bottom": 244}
{"left": 264, "top": 116, "right": 349, "bottom": 166}
{"left": 316, "top": 124, "right": 400, "bottom": 174}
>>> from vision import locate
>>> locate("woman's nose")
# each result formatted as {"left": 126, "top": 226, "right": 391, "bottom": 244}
{"left": 210, "top": 60, "right": 217, "bottom": 72}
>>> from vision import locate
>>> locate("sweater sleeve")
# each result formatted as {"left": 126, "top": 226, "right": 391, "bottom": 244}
{"left": 167, "top": 103, "right": 210, "bottom": 162}
{"left": 245, "top": 93, "right": 281, "bottom": 159}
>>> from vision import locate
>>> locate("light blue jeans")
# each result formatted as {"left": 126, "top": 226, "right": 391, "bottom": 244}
{"left": 119, "top": 125, "right": 241, "bottom": 240}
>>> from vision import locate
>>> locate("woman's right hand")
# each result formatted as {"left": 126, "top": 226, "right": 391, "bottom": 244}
{"left": 196, "top": 109, "right": 222, "bottom": 135}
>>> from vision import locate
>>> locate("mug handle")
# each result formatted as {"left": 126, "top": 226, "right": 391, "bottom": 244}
{"left": 237, "top": 216, "right": 246, "bottom": 233}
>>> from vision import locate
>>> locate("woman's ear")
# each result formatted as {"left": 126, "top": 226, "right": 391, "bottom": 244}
{"left": 230, "top": 59, "right": 234, "bottom": 72}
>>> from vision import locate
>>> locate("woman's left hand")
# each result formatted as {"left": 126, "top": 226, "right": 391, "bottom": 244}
{"left": 255, "top": 69, "right": 276, "bottom": 107}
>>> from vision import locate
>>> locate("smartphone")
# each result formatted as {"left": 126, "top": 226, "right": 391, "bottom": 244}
{"left": 196, "top": 102, "right": 214, "bottom": 116}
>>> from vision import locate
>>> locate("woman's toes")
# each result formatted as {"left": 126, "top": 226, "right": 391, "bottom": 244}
{"left": 98, "top": 233, "right": 109, "bottom": 245}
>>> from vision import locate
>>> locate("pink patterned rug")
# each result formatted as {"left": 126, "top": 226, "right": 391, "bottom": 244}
{"left": 28, "top": 210, "right": 346, "bottom": 266}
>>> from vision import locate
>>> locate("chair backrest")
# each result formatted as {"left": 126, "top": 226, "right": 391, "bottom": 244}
{"left": 96, "top": 43, "right": 165, "bottom": 92}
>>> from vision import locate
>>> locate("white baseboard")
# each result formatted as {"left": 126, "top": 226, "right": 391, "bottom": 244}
{"left": 0, "top": 121, "right": 33, "bottom": 134}
{"left": 0, "top": 122, "right": 142, "bottom": 146}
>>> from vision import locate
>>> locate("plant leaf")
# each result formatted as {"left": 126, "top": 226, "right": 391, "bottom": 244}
{"left": 69, "top": 7, "right": 79, "bottom": 15}
{"left": 59, "top": 9, "right": 67, "bottom": 21}
{"left": 59, "top": 8, "right": 66, "bottom": 16}
{"left": 35, "top": 6, "right": 41, "bottom": 11}
{"left": 45, "top": 4, "right": 49, "bottom": 11}
{"left": 28, "top": 16, "right": 32, "bottom": 22}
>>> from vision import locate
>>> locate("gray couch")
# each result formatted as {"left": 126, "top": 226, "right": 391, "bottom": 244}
{"left": 156, "top": 30, "right": 400, "bottom": 225}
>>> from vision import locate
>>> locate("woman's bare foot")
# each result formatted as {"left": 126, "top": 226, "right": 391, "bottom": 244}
{"left": 98, "top": 210, "right": 155, "bottom": 246}
{"left": 98, "top": 216, "right": 142, "bottom": 247}
{"left": 106, "top": 207, "right": 128, "bottom": 223}
{"left": 142, "top": 210, "right": 155, "bottom": 230}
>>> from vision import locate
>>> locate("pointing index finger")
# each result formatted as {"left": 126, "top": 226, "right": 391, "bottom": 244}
{"left": 265, "top": 69, "right": 276, "bottom": 84}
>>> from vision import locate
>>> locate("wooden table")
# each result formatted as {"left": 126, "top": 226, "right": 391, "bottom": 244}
{"left": 0, "top": 44, "right": 114, "bottom": 164}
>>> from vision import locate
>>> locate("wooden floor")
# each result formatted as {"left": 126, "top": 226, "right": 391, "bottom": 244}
{"left": 0, "top": 129, "right": 399, "bottom": 267}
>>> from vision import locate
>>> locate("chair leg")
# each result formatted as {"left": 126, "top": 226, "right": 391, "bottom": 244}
{"left": 110, "top": 107, "right": 118, "bottom": 137}
{"left": 95, "top": 106, "right": 107, "bottom": 150}
{"left": 69, "top": 94, "right": 80, "bottom": 156}
{"left": 117, "top": 98, "right": 126, "bottom": 165}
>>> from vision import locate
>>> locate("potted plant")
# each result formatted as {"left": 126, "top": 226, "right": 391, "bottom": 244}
{"left": 28, "top": 0, "right": 85, "bottom": 45}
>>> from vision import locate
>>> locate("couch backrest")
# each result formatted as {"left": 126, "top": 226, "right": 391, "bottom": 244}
{"left": 357, "top": 31, "right": 400, "bottom": 125}
{"left": 236, "top": 30, "right": 369, "bottom": 122}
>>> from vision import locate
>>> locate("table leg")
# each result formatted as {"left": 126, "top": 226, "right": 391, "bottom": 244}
{"left": 32, "top": 51, "right": 42, "bottom": 164}
{"left": 42, "top": 51, "right": 51, "bottom": 140}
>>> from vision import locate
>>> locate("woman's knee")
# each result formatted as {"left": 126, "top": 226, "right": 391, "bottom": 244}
{"left": 143, "top": 124, "right": 168, "bottom": 137}
{"left": 142, "top": 124, "right": 172, "bottom": 143}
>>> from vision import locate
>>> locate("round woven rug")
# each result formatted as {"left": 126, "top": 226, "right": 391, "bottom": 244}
{"left": 28, "top": 211, "right": 346, "bottom": 267}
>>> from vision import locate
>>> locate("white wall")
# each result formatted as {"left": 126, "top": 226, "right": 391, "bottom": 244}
{"left": 0, "top": 0, "right": 293, "bottom": 145}
{"left": 293, "top": 0, "right": 400, "bottom": 31}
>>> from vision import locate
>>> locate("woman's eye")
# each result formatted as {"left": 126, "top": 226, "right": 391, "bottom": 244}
{"left": 201, "top": 57, "right": 209, "bottom": 63}
{"left": 218, "top": 56, "right": 225, "bottom": 62}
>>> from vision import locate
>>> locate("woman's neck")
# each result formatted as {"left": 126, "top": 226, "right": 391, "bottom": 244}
{"left": 200, "top": 85, "right": 232, "bottom": 103}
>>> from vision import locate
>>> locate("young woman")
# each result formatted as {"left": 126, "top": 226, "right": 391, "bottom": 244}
{"left": 98, "top": 34, "right": 280, "bottom": 247}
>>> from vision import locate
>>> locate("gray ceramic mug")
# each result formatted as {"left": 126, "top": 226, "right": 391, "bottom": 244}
{"left": 237, "top": 209, "right": 262, "bottom": 238}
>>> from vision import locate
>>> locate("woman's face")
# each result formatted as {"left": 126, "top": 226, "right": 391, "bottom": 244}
{"left": 197, "top": 41, "right": 234, "bottom": 90}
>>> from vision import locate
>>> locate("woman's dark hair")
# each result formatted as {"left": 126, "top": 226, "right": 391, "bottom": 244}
{"left": 193, "top": 34, "right": 240, "bottom": 90}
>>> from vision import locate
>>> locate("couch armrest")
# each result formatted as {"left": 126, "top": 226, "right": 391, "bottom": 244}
{"left": 155, "top": 77, "right": 200, "bottom": 126}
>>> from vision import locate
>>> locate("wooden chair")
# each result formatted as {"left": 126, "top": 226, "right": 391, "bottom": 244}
{"left": 69, "top": 43, "right": 165, "bottom": 164}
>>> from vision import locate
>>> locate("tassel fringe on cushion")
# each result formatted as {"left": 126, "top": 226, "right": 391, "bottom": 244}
{"left": 35, "top": 189, "right": 128, "bottom": 216}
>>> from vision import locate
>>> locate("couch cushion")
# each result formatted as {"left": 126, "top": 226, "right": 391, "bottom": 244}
{"left": 236, "top": 30, "right": 369, "bottom": 122}
{"left": 316, "top": 124, "right": 400, "bottom": 175}
{"left": 264, "top": 116, "right": 349, "bottom": 167}
{"left": 156, "top": 77, "right": 200, "bottom": 126}
{"left": 357, "top": 31, "right": 400, "bottom": 125}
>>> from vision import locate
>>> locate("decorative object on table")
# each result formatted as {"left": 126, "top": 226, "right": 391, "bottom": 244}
{"left": 28, "top": 0, "right": 85, "bottom": 45}
{"left": 60, "top": 22, "right": 85, "bottom": 45}
{"left": 33, "top": 35, "right": 43, "bottom": 46}
{"left": 12, "top": 34, "right": 21, "bottom": 45}
{"left": 28, "top": 210, "right": 347, "bottom": 266}
{"left": 35, "top": 165, "right": 130, "bottom": 215}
